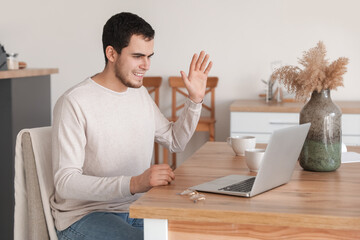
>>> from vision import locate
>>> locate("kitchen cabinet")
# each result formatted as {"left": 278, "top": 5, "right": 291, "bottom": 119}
{"left": 230, "top": 99, "right": 360, "bottom": 145}
{"left": 0, "top": 68, "right": 58, "bottom": 240}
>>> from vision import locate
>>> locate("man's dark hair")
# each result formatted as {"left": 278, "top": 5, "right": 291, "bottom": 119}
{"left": 102, "top": 12, "right": 155, "bottom": 64}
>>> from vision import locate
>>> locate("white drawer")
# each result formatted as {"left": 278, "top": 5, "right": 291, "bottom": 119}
{"left": 342, "top": 114, "right": 360, "bottom": 135}
{"left": 231, "top": 112, "right": 299, "bottom": 134}
{"left": 342, "top": 114, "right": 360, "bottom": 146}
{"left": 342, "top": 136, "right": 360, "bottom": 146}
{"left": 230, "top": 112, "right": 360, "bottom": 145}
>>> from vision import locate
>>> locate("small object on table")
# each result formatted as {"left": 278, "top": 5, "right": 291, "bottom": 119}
{"left": 19, "top": 61, "right": 27, "bottom": 69}
{"left": 6, "top": 53, "right": 19, "bottom": 70}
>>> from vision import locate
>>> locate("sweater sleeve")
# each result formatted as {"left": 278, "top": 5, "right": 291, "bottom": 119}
{"left": 153, "top": 97, "right": 202, "bottom": 153}
{"left": 52, "top": 95, "right": 133, "bottom": 201}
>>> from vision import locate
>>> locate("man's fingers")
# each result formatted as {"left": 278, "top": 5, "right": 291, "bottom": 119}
{"left": 200, "top": 54, "right": 210, "bottom": 72}
{"left": 158, "top": 170, "right": 175, "bottom": 179}
{"left": 150, "top": 164, "right": 175, "bottom": 181}
{"left": 195, "top": 51, "right": 205, "bottom": 70}
{"left": 189, "top": 54, "right": 198, "bottom": 72}
{"left": 150, "top": 179, "right": 169, "bottom": 187}
{"left": 170, "top": 171, "right": 175, "bottom": 180}
{"left": 153, "top": 163, "right": 172, "bottom": 169}
{"left": 162, "top": 170, "right": 175, "bottom": 181}
{"left": 180, "top": 71, "right": 191, "bottom": 89}
{"left": 151, "top": 173, "right": 174, "bottom": 186}
{"left": 204, "top": 61, "right": 213, "bottom": 75}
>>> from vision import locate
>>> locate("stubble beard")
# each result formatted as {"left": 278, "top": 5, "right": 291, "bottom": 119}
{"left": 114, "top": 67, "right": 143, "bottom": 89}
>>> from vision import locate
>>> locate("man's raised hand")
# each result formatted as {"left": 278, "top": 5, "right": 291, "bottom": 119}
{"left": 181, "top": 51, "right": 213, "bottom": 103}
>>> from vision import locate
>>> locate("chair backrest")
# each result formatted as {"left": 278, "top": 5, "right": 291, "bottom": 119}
{"left": 169, "top": 76, "right": 218, "bottom": 119}
{"left": 143, "top": 76, "right": 162, "bottom": 106}
{"left": 14, "top": 127, "right": 57, "bottom": 240}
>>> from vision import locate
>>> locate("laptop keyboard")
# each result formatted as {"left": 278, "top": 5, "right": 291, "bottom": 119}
{"left": 219, "top": 177, "right": 256, "bottom": 193}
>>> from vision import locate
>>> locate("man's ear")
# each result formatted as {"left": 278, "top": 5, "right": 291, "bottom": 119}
{"left": 105, "top": 46, "right": 117, "bottom": 63}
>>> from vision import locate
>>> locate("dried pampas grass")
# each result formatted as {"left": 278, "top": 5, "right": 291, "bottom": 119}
{"left": 271, "top": 41, "right": 349, "bottom": 100}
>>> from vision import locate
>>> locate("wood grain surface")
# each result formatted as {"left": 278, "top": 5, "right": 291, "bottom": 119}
{"left": 130, "top": 142, "right": 360, "bottom": 239}
{"left": 0, "top": 68, "right": 58, "bottom": 79}
{"left": 230, "top": 99, "right": 360, "bottom": 114}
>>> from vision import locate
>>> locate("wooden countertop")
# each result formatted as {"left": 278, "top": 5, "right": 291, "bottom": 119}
{"left": 230, "top": 99, "right": 360, "bottom": 114}
{"left": 0, "top": 68, "right": 59, "bottom": 79}
{"left": 130, "top": 142, "right": 360, "bottom": 231}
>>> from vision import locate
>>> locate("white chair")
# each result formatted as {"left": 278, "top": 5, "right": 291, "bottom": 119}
{"left": 14, "top": 127, "right": 57, "bottom": 239}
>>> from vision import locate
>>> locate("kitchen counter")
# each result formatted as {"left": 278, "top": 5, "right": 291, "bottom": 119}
{"left": 230, "top": 99, "right": 360, "bottom": 114}
{"left": 0, "top": 68, "right": 58, "bottom": 240}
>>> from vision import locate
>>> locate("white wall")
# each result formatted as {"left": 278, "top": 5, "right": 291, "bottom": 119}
{"left": 2, "top": 0, "right": 360, "bottom": 165}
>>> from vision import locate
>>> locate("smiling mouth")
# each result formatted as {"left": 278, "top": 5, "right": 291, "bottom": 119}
{"left": 134, "top": 72, "right": 145, "bottom": 77}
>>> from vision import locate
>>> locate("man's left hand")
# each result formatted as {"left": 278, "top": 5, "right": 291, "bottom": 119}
{"left": 181, "top": 51, "right": 213, "bottom": 103}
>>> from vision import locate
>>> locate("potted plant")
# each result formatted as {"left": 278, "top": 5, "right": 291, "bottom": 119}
{"left": 271, "top": 41, "right": 349, "bottom": 171}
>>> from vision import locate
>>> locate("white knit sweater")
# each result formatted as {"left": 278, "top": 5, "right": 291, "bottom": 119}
{"left": 50, "top": 78, "right": 201, "bottom": 230}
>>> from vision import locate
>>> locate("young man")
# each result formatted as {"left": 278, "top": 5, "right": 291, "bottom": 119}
{"left": 51, "top": 12, "right": 212, "bottom": 240}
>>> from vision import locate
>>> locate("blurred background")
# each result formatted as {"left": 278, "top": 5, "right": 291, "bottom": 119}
{"left": 2, "top": 0, "right": 360, "bottom": 165}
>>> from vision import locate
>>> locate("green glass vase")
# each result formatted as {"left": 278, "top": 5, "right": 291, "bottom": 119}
{"left": 299, "top": 89, "right": 342, "bottom": 171}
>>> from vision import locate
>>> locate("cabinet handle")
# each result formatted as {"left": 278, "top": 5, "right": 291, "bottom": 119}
{"left": 343, "top": 134, "right": 360, "bottom": 137}
{"left": 269, "top": 122, "right": 298, "bottom": 125}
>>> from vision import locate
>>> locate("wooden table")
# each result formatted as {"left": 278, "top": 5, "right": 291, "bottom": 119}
{"left": 130, "top": 142, "right": 360, "bottom": 240}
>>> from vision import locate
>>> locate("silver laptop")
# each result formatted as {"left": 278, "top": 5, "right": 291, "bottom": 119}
{"left": 189, "top": 123, "right": 311, "bottom": 197}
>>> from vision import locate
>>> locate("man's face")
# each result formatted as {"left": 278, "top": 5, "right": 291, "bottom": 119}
{"left": 114, "top": 34, "right": 154, "bottom": 88}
